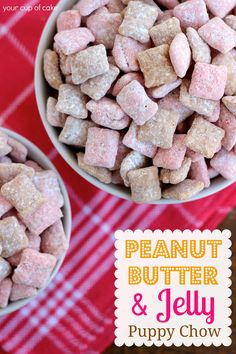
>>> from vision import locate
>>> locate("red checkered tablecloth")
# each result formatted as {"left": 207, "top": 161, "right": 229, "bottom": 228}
{"left": 0, "top": 1, "right": 236, "bottom": 353}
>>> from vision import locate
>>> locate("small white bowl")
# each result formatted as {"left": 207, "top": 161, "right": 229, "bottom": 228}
{"left": 0, "top": 127, "right": 72, "bottom": 316}
{"left": 35, "top": 0, "right": 236, "bottom": 204}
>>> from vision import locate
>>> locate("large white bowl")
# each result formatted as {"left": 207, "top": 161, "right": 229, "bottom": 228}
{"left": 35, "top": 0, "right": 236, "bottom": 204}
{"left": 0, "top": 127, "right": 72, "bottom": 316}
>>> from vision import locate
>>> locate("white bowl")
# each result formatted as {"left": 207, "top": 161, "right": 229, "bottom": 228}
{"left": 0, "top": 127, "right": 72, "bottom": 316}
{"left": 35, "top": 0, "right": 236, "bottom": 204}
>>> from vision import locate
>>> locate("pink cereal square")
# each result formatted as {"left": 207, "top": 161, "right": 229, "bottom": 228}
{"left": 84, "top": 127, "right": 120, "bottom": 169}
{"left": 204, "top": 0, "right": 236, "bottom": 18}
{"left": 116, "top": 80, "right": 158, "bottom": 126}
{"left": 54, "top": 28, "right": 95, "bottom": 55}
{"left": 169, "top": 33, "right": 191, "bottom": 78}
{"left": 46, "top": 97, "right": 67, "bottom": 128}
{"left": 153, "top": 134, "right": 187, "bottom": 170}
{"left": 0, "top": 278, "right": 12, "bottom": 308}
{"left": 8, "top": 137, "right": 27, "bottom": 163}
{"left": 1, "top": 174, "right": 44, "bottom": 218}
{"left": 112, "top": 34, "right": 148, "bottom": 73}
{"left": 41, "top": 220, "right": 69, "bottom": 259}
{"left": 0, "top": 163, "right": 34, "bottom": 187}
{"left": 210, "top": 148, "right": 236, "bottom": 180}
{"left": 74, "top": 0, "right": 109, "bottom": 16}
{"left": 57, "top": 10, "right": 81, "bottom": 32}
{"left": 217, "top": 104, "right": 236, "bottom": 151}
{"left": 87, "top": 98, "right": 130, "bottom": 130}
{"left": 189, "top": 157, "right": 210, "bottom": 188}
{"left": 173, "top": 0, "right": 209, "bottom": 29}
{"left": 56, "top": 84, "right": 88, "bottom": 119}
{"left": 12, "top": 249, "right": 57, "bottom": 289}
{"left": 198, "top": 17, "right": 236, "bottom": 54}
{"left": 19, "top": 199, "right": 63, "bottom": 235}
{"left": 0, "top": 193, "right": 12, "bottom": 217}
{"left": 123, "top": 122, "right": 157, "bottom": 158}
{"left": 33, "top": 170, "right": 64, "bottom": 208}
{"left": 0, "top": 258, "right": 11, "bottom": 282}
{"left": 112, "top": 73, "right": 144, "bottom": 97}
{"left": 10, "top": 283, "right": 37, "bottom": 302}
{"left": 189, "top": 63, "right": 227, "bottom": 101}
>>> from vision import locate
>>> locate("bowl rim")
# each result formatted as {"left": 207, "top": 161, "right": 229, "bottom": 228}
{"left": 0, "top": 127, "right": 72, "bottom": 317}
{"left": 34, "top": 0, "right": 236, "bottom": 205}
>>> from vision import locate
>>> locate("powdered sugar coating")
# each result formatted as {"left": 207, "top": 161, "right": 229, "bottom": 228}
{"left": 10, "top": 283, "right": 37, "bottom": 301}
{"left": 57, "top": 10, "right": 81, "bottom": 32}
{"left": 120, "top": 150, "right": 149, "bottom": 187}
{"left": 160, "top": 157, "right": 191, "bottom": 185}
{"left": 212, "top": 52, "right": 236, "bottom": 97}
{"left": 75, "top": 0, "right": 110, "bottom": 16}
{"left": 210, "top": 148, "right": 236, "bottom": 180}
{"left": 117, "top": 80, "right": 158, "bottom": 125}
{"left": 0, "top": 258, "right": 11, "bottom": 282}
{"left": 173, "top": 0, "right": 209, "bottom": 29}
{"left": 46, "top": 97, "right": 66, "bottom": 128}
{"left": 163, "top": 179, "right": 204, "bottom": 200}
{"left": 0, "top": 278, "right": 12, "bottom": 308}
{"left": 186, "top": 27, "right": 211, "bottom": 64}
{"left": 217, "top": 104, "right": 236, "bottom": 151}
{"left": 56, "top": 84, "right": 88, "bottom": 119}
{"left": 112, "top": 73, "right": 144, "bottom": 96}
{"left": 41, "top": 220, "right": 69, "bottom": 259}
{"left": 59, "top": 117, "right": 95, "bottom": 147}
{"left": 189, "top": 157, "right": 210, "bottom": 188}
{"left": 150, "top": 17, "right": 182, "bottom": 47}
{"left": 0, "top": 217, "right": 28, "bottom": 258}
{"left": 147, "top": 78, "right": 182, "bottom": 99}
{"left": 169, "top": 33, "right": 191, "bottom": 78}
{"left": 222, "top": 96, "right": 236, "bottom": 116}
{"left": 54, "top": 28, "right": 95, "bottom": 55}
{"left": 77, "top": 152, "right": 112, "bottom": 184}
{"left": 204, "top": 0, "right": 236, "bottom": 19}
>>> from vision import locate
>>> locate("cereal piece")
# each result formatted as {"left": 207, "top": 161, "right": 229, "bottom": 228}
{"left": 212, "top": 52, "right": 236, "bottom": 96}
{"left": 198, "top": 18, "right": 236, "bottom": 54}
{"left": 112, "top": 34, "right": 148, "bottom": 73}
{"left": 112, "top": 73, "right": 144, "bottom": 96}
{"left": 121, "top": 0, "right": 159, "bottom": 6}
{"left": 10, "top": 283, "right": 37, "bottom": 301}
{"left": 57, "top": 10, "right": 81, "bottom": 32}
{"left": 43, "top": 50, "right": 63, "bottom": 90}
{"left": 0, "top": 278, "right": 12, "bottom": 308}
{"left": 158, "top": 89, "right": 193, "bottom": 123}
{"left": 77, "top": 152, "right": 112, "bottom": 184}
{"left": 84, "top": 127, "right": 120, "bottom": 169}
{"left": 71, "top": 44, "right": 109, "bottom": 84}
{"left": 120, "top": 151, "right": 149, "bottom": 187}
{"left": 0, "top": 194, "right": 12, "bottom": 217}
{"left": 25, "top": 160, "right": 43, "bottom": 172}
{"left": 33, "top": 170, "right": 64, "bottom": 208}
{"left": 138, "top": 109, "right": 179, "bottom": 148}
{"left": 173, "top": 0, "right": 209, "bottom": 29}
{"left": 204, "top": 0, "right": 236, "bottom": 18}
{"left": 87, "top": 11, "right": 122, "bottom": 49}
{"left": 56, "top": 84, "right": 88, "bottom": 119}
{"left": 185, "top": 117, "right": 225, "bottom": 158}
{"left": 0, "top": 132, "right": 12, "bottom": 157}
{"left": 210, "top": 148, "right": 236, "bottom": 180}
{"left": 46, "top": 97, "right": 66, "bottom": 128}
{"left": 189, "top": 158, "right": 210, "bottom": 188}
{"left": 160, "top": 157, "right": 191, "bottom": 184}
{"left": 112, "top": 170, "right": 124, "bottom": 185}
{"left": 148, "top": 79, "right": 182, "bottom": 99}
{"left": 163, "top": 179, "right": 204, "bottom": 200}
{"left": 1, "top": 174, "right": 44, "bottom": 218}
{"left": 8, "top": 137, "right": 27, "bottom": 163}
{"left": 225, "top": 15, "right": 236, "bottom": 31}
{"left": 156, "top": 0, "right": 179, "bottom": 9}
{"left": 81, "top": 65, "right": 120, "bottom": 101}
{"left": 119, "top": 1, "right": 158, "bottom": 43}
{"left": 41, "top": 220, "right": 69, "bottom": 259}
{"left": 153, "top": 134, "right": 187, "bottom": 169}
{"left": 7, "top": 252, "right": 22, "bottom": 267}
{"left": 0, "top": 164, "right": 34, "bottom": 187}
{"left": 0, "top": 258, "right": 11, "bottom": 282}
{"left": 186, "top": 27, "right": 211, "bottom": 64}
{"left": 59, "top": 117, "right": 95, "bottom": 147}
{"left": 75, "top": 0, "right": 109, "bottom": 16}
{"left": 217, "top": 104, "right": 236, "bottom": 151}
{"left": 180, "top": 80, "right": 220, "bottom": 118}
{"left": 13, "top": 249, "right": 57, "bottom": 289}
{"left": 87, "top": 98, "right": 131, "bottom": 130}
{"left": 0, "top": 217, "right": 28, "bottom": 258}
{"left": 189, "top": 63, "right": 227, "bottom": 101}
{"left": 54, "top": 28, "right": 95, "bottom": 55}
{"left": 123, "top": 122, "right": 157, "bottom": 158}
{"left": 107, "top": 0, "right": 125, "bottom": 13}
{"left": 53, "top": 42, "right": 72, "bottom": 76}
{"left": 150, "top": 17, "right": 182, "bottom": 47}
{"left": 117, "top": 80, "right": 158, "bottom": 125}
{"left": 138, "top": 45, "right": 177, "bottom": 88}
{"left": 0, "top": 156, "right": 12, "bottom": 164}
{"left": 186, "top": 148, "right": 203, "bottom": 162}
{"left": 111, "top": 139, "right": 130, "bottom": 171}
{"left": 208, "top": 167, "right": 219, "bottom": 179}
{"left": 128, "top": 166, "right": 161, "bottom": 203}
{"left": 169, "top": 33, "right": 191, "bottom": 78}
{"left": 222, "top": 96, "right": 236, "bottom": 116}
{"left": 19, "top": 199, "right": 63, "bottom": 235}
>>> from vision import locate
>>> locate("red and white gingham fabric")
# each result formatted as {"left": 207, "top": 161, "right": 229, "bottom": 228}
{"left": 0, "top": 1, "right": 236, "bottom": 353}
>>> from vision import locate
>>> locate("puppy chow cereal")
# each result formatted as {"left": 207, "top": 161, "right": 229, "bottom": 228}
{"left": 0, "top": 131, "right": 68, "bottom": 308}
{"left": 43, "top": 0, "right": 236, "bottom": 202}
